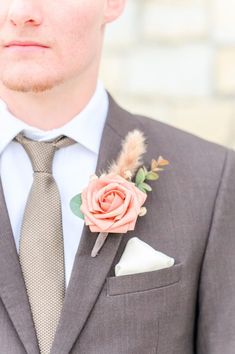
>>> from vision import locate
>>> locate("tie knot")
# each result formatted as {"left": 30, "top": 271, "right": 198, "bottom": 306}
{"left": 14, "top": 133, "right": 75, "bottom": 173}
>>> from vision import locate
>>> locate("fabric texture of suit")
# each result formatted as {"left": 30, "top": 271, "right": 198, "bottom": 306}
{"left": 0, "top": 95, "right": 235, "bottom": 354}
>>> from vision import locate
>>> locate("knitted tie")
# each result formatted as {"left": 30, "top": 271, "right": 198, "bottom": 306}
{"left": 14, "top": 133, "right": 75, "bottom": 354}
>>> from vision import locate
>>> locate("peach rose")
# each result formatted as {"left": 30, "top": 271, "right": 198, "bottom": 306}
{"left": 80, "top": 173, "right": 147, "bottom": 233}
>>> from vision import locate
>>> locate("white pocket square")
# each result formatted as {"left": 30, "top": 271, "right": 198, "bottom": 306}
{"left": 115, "top": 237, "right": 175, "bottom": 276}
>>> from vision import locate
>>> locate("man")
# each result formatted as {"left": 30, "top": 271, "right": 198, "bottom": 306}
{"left": 0, "top": 1, "right": 234, "bottom": 353}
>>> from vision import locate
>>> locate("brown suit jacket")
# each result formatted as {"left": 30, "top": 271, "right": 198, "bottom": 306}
{"left": 0, "top": 96, "right": 235, "bottom": 353}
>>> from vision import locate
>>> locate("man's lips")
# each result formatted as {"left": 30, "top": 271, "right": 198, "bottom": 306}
{"left": 5, "top": 41, "right": 49, "bottom": 48}
{"left": 4, "top": 41, "right": 50, "bottom": 54}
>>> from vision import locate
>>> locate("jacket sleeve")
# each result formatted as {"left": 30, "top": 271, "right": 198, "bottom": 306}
{"left": 196, "top": 149, "right": 235, "bottom": 353}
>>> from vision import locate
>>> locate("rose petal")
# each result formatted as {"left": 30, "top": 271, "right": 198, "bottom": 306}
{"left": 100, "top": 190, "right": 125, "bottom": 212}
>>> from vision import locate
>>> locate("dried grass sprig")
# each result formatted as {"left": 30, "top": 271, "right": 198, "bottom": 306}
{"left": 108, "top": 129, "right": 147, "bottom": 179}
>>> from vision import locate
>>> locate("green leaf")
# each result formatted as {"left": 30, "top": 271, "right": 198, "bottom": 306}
{"left": 137, "top": 184, "right": 147, "bottom": 194}
{"left": 141, "top": 182, "right": 152, "bottom": 192}
{"left": 146, "top": 171, "right": 159, "bottom": 181}
{"left": 138, "top": 182, "right": 152, "bottom": 192}
{"left": 70, "top": 193, "right": 84, "bottom": 220}
{"left": 135, "top": 167, "right": 146, "bottom": 185}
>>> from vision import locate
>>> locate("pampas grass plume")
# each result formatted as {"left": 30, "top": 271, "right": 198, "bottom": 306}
{"left": 108, "top": 130, "right": 147, "bottom": 178}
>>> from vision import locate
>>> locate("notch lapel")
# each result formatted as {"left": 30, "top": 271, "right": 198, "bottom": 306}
{"left": 0, "top": 181, "right": 40, "bottom": 354}
{"left": 51, "top": 98, "right": 128, "bottom": 354}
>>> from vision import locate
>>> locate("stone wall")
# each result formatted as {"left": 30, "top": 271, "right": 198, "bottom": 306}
{"left": 100, "top": 0, "right": 235, "bottom": 148}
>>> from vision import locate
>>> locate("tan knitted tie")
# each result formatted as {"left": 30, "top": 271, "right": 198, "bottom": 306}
{"left": 14, "top": 133, "right": 75, "bottom": 354}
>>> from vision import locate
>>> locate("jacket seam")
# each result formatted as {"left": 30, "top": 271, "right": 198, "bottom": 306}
{"left": 200, "top": 148, "right": 229, "bottom": 269}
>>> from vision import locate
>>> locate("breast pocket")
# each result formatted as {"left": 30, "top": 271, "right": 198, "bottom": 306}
{"left": 106, "top": 262, "right": 182, "bottom": 296}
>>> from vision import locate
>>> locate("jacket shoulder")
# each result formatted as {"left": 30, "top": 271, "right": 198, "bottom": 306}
{"left": 136, "top": 113, "right": 232, "bottom": 182}
{"left": 107, "top": 96, "right": 234, "bottom": 181}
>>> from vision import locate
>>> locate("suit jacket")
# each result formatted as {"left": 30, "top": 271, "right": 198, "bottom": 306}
{"left": 0, "top": 96, "right": 235, "bottom": 354}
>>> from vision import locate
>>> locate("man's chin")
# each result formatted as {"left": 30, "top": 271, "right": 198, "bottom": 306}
{"left": 0, "top": 70, "right": 65, "bottom": 93}
{"left": 1, "top": 78, "right": 56, "bottom": 93}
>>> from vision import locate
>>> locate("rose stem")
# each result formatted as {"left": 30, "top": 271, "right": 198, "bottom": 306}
{"left": 91, "top": 232, "right": 109, "bottom": 257}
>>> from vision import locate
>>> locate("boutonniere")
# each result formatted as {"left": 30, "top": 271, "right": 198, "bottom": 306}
{"left": 70, "top": 130, "right": 169, "bottom": 257}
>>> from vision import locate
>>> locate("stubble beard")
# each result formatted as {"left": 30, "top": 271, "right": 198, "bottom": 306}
{"left": 0, "top": 61, "right": 66, "bottom": 93}
{"left": 1, "top": 72, "right": 65, "bottom": 93}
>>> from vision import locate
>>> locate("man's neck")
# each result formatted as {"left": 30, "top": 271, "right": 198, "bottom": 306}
{"left": 0, "top": 76, "right": 98, "bottom": 131}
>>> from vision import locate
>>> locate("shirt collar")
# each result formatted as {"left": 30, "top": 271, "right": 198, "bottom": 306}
{"left": 0, "top": 81, "right": 109, "bottom": 155}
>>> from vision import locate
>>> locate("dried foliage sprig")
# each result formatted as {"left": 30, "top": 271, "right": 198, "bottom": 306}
{"left": 135, "top": 156, "right": 169, "bottom": 194}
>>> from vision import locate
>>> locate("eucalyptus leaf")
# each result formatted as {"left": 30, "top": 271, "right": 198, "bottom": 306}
{"left": 135, "top": 167, "right": 146, "bottom": 185}
{"left": 137, "top": 184, "right": 147, "bottom": 194}
{"left": 151, "top": 159, "right": 159, "bottom": 171}
{"left": 141, "top": 182, "right": 152, "bottom": 192}
{"left": 70, "top": 193, "right": 84, "bottom": 220}
{"left": 157, "top": 157, "right": 169, "bottom": 166}
{"left": 146, "top": 171, "right": 159, "bottom": 180}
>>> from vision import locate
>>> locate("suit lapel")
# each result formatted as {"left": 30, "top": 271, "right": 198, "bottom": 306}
{"left": 50, "top": 97, "right": 128, "bottom": 354}
{"left": 0, "top": 182, "right": 40, "bottom": 353}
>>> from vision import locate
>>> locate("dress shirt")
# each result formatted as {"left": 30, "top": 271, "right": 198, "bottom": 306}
{"left": 0, "top": 82, "right": 109, "bottom": 288}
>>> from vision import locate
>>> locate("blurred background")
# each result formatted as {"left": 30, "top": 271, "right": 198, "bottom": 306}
{"left": 100, "top": 0, "right": 235, "bottom": 149}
